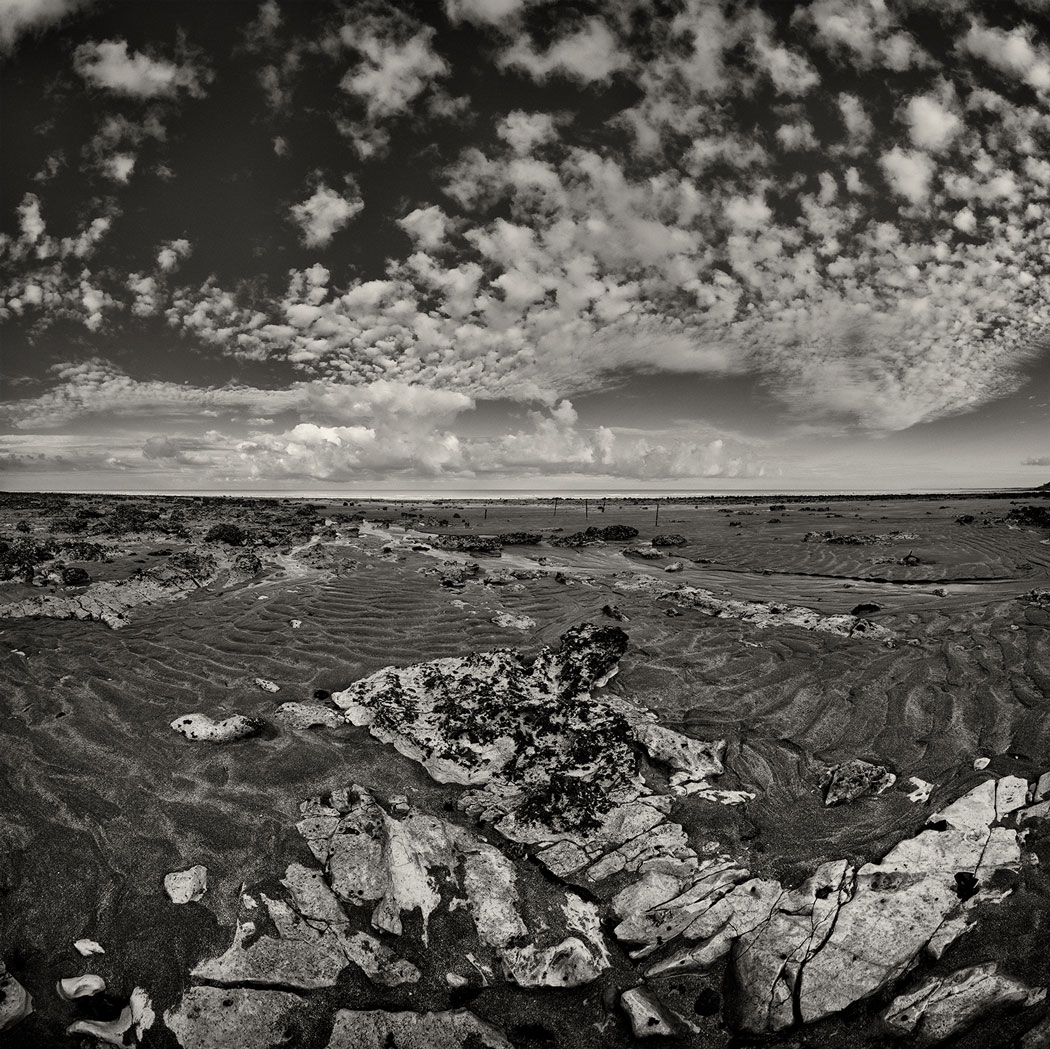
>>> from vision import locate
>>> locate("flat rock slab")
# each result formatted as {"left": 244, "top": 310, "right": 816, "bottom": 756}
{"left": 325, "top": 1008, "right": 512, "bottom": 1049}
{"left": 165, "top": 987, "right": 306, "bottom": 1049}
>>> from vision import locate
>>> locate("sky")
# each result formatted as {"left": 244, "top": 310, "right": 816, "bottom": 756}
{"left": 1, "top": 0, "right": 1048, "bottom": 495}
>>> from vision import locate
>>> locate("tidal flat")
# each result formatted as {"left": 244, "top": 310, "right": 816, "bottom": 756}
{"left": 1, "top": 491, "right": 1049, "bottom": 1048}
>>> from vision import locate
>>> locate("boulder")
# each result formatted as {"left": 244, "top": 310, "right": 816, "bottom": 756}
{"left": 620, "top": 986, "right": 691, "bottom": 1038}
{"left": 651, "top": 534, "right": 687, "bottom": 547}
{"left": 274, "top": 702, "right": 344, "bottom": 729}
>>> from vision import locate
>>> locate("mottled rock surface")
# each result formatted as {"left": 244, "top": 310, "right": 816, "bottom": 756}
{"left": 325, "top": 1008, "right": 512, "bottom": 1049}
{"left": 823, "top": 759, "right": 896, "bottom": 805}
{"left": 170, "top": 713, "right": 264, "bottom": 743}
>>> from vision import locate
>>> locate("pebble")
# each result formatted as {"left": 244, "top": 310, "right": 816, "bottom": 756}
{"left": 164, "top": 864, "right": 208, "bottom": 904}
{"left": 74, "top": 939, "right": 105, "bottom": 956}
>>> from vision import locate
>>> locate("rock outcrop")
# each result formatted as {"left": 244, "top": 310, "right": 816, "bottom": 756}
{"left": 164, "top": 865, "right": 208, "bottom": 904}
{"left": 165, "top": 987, "right": 306, "bottom": 1049}
{"left": 882, "top": 962, "right": 1045, "bottom": 1045}
{"left": 0, "top": 959, "right": 32, "bottom": 1032}
{"left": 325, "top": 1008, "right": 512, "bottom": 1049}
{"left": 615, "top": 575, "right": 895, "bottom": 640}
{"left": 823, "top": 759, "right": 896, "bottom": 805}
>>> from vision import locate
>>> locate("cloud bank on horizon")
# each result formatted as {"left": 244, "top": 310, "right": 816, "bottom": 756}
{"left": 1, "top": 0, "right": 1048, "bottom": 491}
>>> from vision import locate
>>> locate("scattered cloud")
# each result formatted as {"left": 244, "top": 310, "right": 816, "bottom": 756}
{"left": 73, "top": 38, "right": 211, "bottom": 98}
{"left": 499, "top": 19, "right": 629, "bottom": 84}
{"left": 289, "top": 182, "right": 364, "bottom": 247}
{"left": 0, "top": 0, "right": 87, "bottom": 53}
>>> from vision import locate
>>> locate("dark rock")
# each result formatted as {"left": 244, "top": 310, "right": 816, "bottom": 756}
{"left": 823, "top": 759, "right": 896, "bottom": 806}
{"left": 601, "top": 604, "right": 628, "bottom": 621}
{"left": 496, "top": 532, "right": 543, "bottom": 545}
{"left": 651, "top": 534, "right": 686, "bottom": 547}
{"left": 850, "top": 602, "right": 881, "bottom": 616}
{"left": 955, "top": 515, "right": 975, "bottom": 525}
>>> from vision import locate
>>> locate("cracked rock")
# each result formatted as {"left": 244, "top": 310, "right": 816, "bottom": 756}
{"left": 882, "top": 962, "right": 1046, "bottom": 1046}
{"left": 165, "top": 986, "right": 306, "bottom": 1049}
{"left": 325, "top": 1007, "right": 512, "bottom": 1049}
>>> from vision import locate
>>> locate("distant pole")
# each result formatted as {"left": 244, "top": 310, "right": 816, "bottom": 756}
{"left": 655, "top": 499, "right": 660, "bottom": 527}
{"left": 484, "top": 506, "right": 488, "bottom": 520}
{"left": 553, "top": 497, "right": 559, "bottom": 517}
{"left": 585, "top": 498, "right": 589, "bottom": 519}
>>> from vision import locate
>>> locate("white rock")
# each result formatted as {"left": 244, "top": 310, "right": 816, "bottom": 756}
{"left": 68, "top": 1008, "right": 133, "bottom": 1047}
{"left": 491, "top": 612, "right": 535, "bottom": 630}
{"left": 996, "top": 776, "right": 1030, "bottom": 820}
{"left": 290, "top": 619, "right": 302, "bottom": 629}
{"left": 164, "top": 865, "right": 208, "bottom": 904}
{"left": 164, "top": 986, "right": 306, "bottom": 1049}
{"left": 973, "top": 757, "right": 991, "bottom": 771}
{"left": 74, "top": 938, "right": 105, "bottom": 956}
{"left": 254, "top": 677, "right": 280, "bottom": 693}
{"left": 1035, "top": 772, "right": 1050, "bottom": 802}
{"left": 908, "top": 777, "right": 934, "bottom": 804}
{"left": 274, "top": 702, "right": 343, "bottom": 729}
{"left": 170, "top": 713, "right": 263, "bottom": 743}
{"left": 325, "top": 1008, "right": 512, "bottom": 1049}
{"left": 0, "top": 962, "right": 32, "bottom": 1032}
{"left": 57, "top": 974, "right": 106, "bottom": 999}
{"left": 620, "top": 986, "right": 683, "bottom": 1038}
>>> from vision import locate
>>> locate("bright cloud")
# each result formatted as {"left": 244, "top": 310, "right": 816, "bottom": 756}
{"left": 73, "top": 38, "right": 210, "bottom": 98}
{"left": 289, "top": 183, "right": 364, "bottom": 247}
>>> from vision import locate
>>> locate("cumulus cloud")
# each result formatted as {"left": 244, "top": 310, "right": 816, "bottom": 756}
{"left": 444, "top": 0, "right": 526, "bottom": 25}
{"left": 156, "top": 238, "right": 192, "bottom": 272}
{"left": 289, "top": 183, "right": 364, "bottom": 247}
{"left": 339, "top": 21, "right": 448, "bottom": 119}
{"left": 904, "top": 92, "right": 962, "bottom": 151}
{"left": 879, "top": 146, "right": 935, "bottom": 203}
{"left": 0, "top": 0, "right": 87, "bottom": 53}
{"left": 499, "top": 19, "right": 629, "bottom": 84}
{"left": 73, "top": 39, "right": 210, "bottom": 98}
{"left": 960, "top": 21, "right": 1050, "bottom": 91}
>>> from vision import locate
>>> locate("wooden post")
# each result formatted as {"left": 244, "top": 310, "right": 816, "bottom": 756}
{"left": 655, "top": 499, "right": 660, "bottom": 528}
{"left": 553, "top": 497, "right": 559, "bottom": 517}
{"left": 484, "top": 506, "right": 488, "bottom": 520}
{"left": 585, "top": 499, "right": 589, "bottom": 519}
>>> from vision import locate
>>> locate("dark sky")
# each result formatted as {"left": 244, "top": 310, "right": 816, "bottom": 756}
{"left": 1, "top": 0, "right": 1048, "bottom": 492}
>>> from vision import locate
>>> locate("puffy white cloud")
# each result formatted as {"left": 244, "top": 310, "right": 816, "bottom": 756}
{"left": 73, "top": 39, "right": 210, "bottom": 98}
{"left": 960, "top": 21, "right": 1050, "bottom": 91}
{"left": 339, "top": 22, "right": 448, "bottom": 119}
{"left": 444, "top": 0, "right": 527, "bottom": 25}
{"left": 289, "top": 183, "right": 364, "bottom": 247}
{"left": 156, "top": 238, "right": 192, "bottom": 272}
{"left": 752, "top": 33, "right": 819, "bottom": 95}
{"left": 496, "top": 110, "right": 558, "bottom": 154}
{"left": 904, "top": 92, "right": 962, "bottom": 151}
{"left": 0, "top": 0, "right": 86, "bottom": 52}
{"left": 398, "top": 205, "right": 449, "bottom": 250}
{"left": 797, "top": 0, "right": 927, "bottom": 70}
{"left": 499, "top": 19, "right": 629, "bottom": 84}
{"left": 102, "top": 152, "right": 135, "bottom": 182}
{"left": 879, "top": 147, "right": 935, "bottom": 204}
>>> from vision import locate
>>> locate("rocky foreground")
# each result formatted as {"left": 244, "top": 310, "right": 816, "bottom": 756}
{"left": 5, "top": 623, "right": 1049, "bottom": 1047}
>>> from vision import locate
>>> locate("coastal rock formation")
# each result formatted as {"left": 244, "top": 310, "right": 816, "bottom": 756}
{"left": 615, "top": 575, "right": 895, "bottom": 640}
{"left": 496, "top": 532, "right": 542, "bottom": 545}
{"left": 882, "top": 962, "right": 1045, "bottom": 1045}
{"left": 429, "top": 534, "right": 502, "bottom": 556}
{"left": 623, "top": 546, "right": 663, "bottom": 560}
{"left": 550, "top": 525, "right": 639, "bottom": 547}
{"left": 0, "top": 960, "right": 32, "bottom": 1031}
{"left": 325, "top": 1008, "right": 512, "bottom": 1049}
{"left": 170, "top": 713, "right": 265, "bottom": 743}
{"left": 296, "top": 785, "right": 610, "bottom": 989}
{"left": 274, "top": 701, "right": 344, "bottom": 729}
{"left": 0, "top": 548, "right": 223, "bottom": 628}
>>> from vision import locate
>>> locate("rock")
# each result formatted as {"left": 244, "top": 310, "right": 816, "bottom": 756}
{"left": 633, "top": 723, "right": 725, "bottom": 795}
{"left": 68, "top": 986, "right": 154, "bottom": 1047}
{"left": 254, "top": 677, "right": 280, "bottom": 693}
{"left": 850, "top": 602, "right": 881, "bottom": 616}
{"left": 297, "top": 786, "right": 609, "bottom": 989}
{"left": 620, "top": 986, "right": 689, "bottom": 1038}
{"left": 429, "top": 534, "right": 502, "bottom": 556}
{"left": 165, "top": 865, "right": 208, "bottom": 904}
{"left": 974, "top": 757, "right": 991, "bottom": 771}
{"left": 1022, "top": 1014, "right": 1050, "bottom": 1049}
{"left": 1019, "top": 801, "right": 1050, "bottom": 824}
{"left": 664, "top": 561, "right": 684, "bottom": 572}
{"left": 290, "top": 619, "right": 302, "bottom": 629}
{"left": 731, "top": 779, "right": 1024, "bottom": 1033}
{"left": 601, "top": 604, "right": 628, "bottom": 621}
{"left": 231, "top": 552, "right": 262, "bottom": 577}
{"left": 496, "top": 532, "right": 542, "bottom": 545}
{"left": 57, "top": 973, "right": 106, "bottom": 999}
{"left": 1035, "top": 772, "right": 1050, "bottom": 802}
{"left": 651, "top": 534, "right": 687, "bottom": 547}
{"left": 624, "top": 546, "right": 663, "bottom": 560}
{"left": 74, "top": 938, "right": 105, "bottom": 956}
{"left": 0, "top": 960, "right": 32, "bottom": 1032}
{"left": 325, "top": 1008, "right": 513, "bottom": 1049}
{"left": 615, "top": 576, "right": 895, "bottom": 641}
{"left": 164, "top": 986, "right": 306, "bottom": 1049}
{"left": 170, "top": 713, "right": 264, "bottom": 743}
{"left": 823, "top": 759, "right": 896, "bottom": 806}
{"left": 274, "top": 702, "right": 343, "bottom": 729}
{"left": 882, "top": 962, "right": 1046, "bottom": 1046}
{"left": 908, "top": 778, "right": 934, "bottom": 804}
{"left": 491, "top": 612, "right": 535, "bottom": 630}
{"left": 996, "top": 776, "right": 1030, "bottom": 819}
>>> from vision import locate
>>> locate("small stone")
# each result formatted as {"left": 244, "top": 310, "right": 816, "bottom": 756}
{"left": 254, "top": 678, "right": 280, "bottom": 693}
{"left": 446, "top": 973, "right": 469, "bottom": 989}
{"left": 290, "top": 619, "right": 302, "bottom": 629}
{"left": 491, "top": 612, "right": 535, "bottom": 630}
{"left": 164, "top": 864, "right": 208, "bottom": 904}
{"left": 57, "top": 974, "right": 106, "bottom": 1000}
{"left": 824, "top": 760, "right": 896, "bottom": 806}
{"left": 907, "top": 778, "right": 934, "bottom": 804}
{"left": 1035, "top": 772, "right": 1050, "bottom": 802}
{"left": 664, "top": 561, "right": 684, "bottom": 573}
{"left": 74, "top": 939, "right": 105, "bottom": 956}
{"left": 973, "top": 757, "right": 991, "bottom": 771}
{"left": 389, "top": 794, "right": 411, "bottom": 817}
